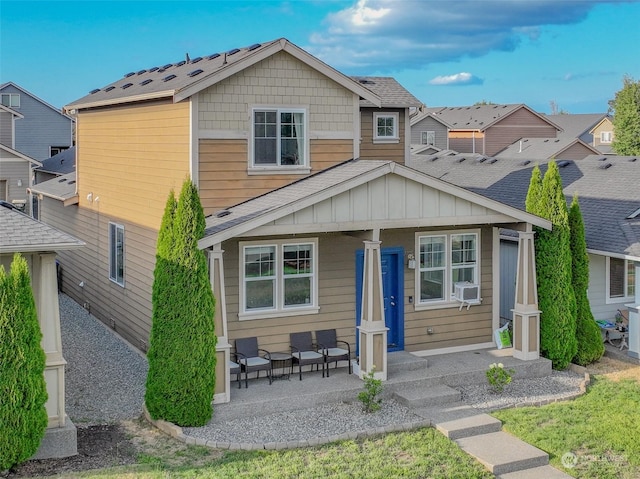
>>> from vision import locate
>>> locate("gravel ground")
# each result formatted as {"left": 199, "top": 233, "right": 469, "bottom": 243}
{"left": 60, "top": 293, "right": 584, "bottom": 442}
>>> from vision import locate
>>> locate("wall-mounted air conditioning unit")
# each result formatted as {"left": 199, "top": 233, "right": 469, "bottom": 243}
{"left": 454, "top": 282, "right": 481, "bottom": 310}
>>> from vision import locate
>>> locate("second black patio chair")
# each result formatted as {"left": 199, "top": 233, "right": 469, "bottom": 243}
{"left": 234, "top": 337, "right": 272, "bottom": 387}
{"left": 290, "top": 331, "right": 326, "bottom": 380}
{"left": 316, "top": 329, "right": 352, "bottom": 376}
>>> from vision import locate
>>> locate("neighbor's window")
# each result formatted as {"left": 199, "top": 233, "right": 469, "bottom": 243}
{"left": 241, "top": 239, "right": 317, "bottom": 318}
{"left": 417, "top": 231, "right": 479, "bottom": 305}
{"left": 1, "top": 93, "right": 20, "bottom": 108}
{"left": 609, "top": 257, "right": 635, "bottom": 299}
{"left": 109, "top": 223, "right": 125, "bottom": 286}
{"left": 373, "top": 112, "right": 399, "bottom": 141}
{"left": 421, "top": 130, "right": 435, "bottom": 145}
{"left": 252, "top": 108, "right": 306, "bottom": 167}
{"left": 600, "top": 131, "right": 613, "bottom": 144}
{"left": 49, "top": 146, "right": 69, "bottom": 157}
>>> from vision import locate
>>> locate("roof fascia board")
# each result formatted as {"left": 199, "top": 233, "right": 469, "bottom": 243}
{"left": 556, "top": 139, "right": 600, "bottom": 157}
{"left": 1, "top": 81, "right": 73, "bottom": 120}
{"left": 0, "top": 104, "right": 24, "bottom": 118}
{"left": 588, "top": 116, "right": 611, "bottom": 134}
{"left": 0, "top": 144, "right": 43, "bottom": 166}
{"left": 587, "top": 248, "right": 640, "bottom": 262}
{"left": 410, "top": 111, "right": 451, "bottom": 128}
{"left": 481, "top": 104, "right": 563, "bottom": 133}
{"left": 65, "top": 90, "right": 175, "bottom": 112}
{"left": 0, "top": 242, "right": 84, "bottom": 254}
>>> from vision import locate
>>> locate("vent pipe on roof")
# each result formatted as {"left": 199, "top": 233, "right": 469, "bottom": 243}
{"left": 223, "top": 53, "right": 227, "bottom": 65}
{"left": 519, "top": 140, "right": 522, "bottom": 153}
{"left": 186, "top": 52, "right": 190, "bottom": 62}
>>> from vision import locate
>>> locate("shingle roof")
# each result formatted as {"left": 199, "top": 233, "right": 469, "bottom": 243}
{"left": 0, "top": 202, "right": 84, "bottom": 253}
{"left": 407, "top": 153, "right": 640, "bottom": 259}
{"left": 353, "top": 77, "right": 422, "bottom": 108}
{"left": 545, "top": 113, "right": 608, "bottom": 140}
{"left": 36, "top": 146, "right": 76, "bottom": 175}
{"left": 30, "top": 172, "right": 78, "bottom": 203}
{"left": 495, "top": 137, "right": 599, "bottom": 160}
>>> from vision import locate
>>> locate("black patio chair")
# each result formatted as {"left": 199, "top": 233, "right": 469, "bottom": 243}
{"left": 316, "top": 329, "right": 352, "bottom": 376}
{"left": 229, "top": 360, "right": 242, "bottom": 388}
{"left": 235, "top": 337, "right": 272, "bottom": 387}
{"left": 290, "top": 331, "right": 325, "bottom": 380}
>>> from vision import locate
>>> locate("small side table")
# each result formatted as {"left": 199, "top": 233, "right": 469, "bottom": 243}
{"left": 270, "top": 352, "right": 293, "bottom": 381}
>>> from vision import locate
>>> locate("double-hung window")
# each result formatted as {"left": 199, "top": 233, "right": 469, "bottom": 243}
{"left": 417, "top": 231, "right": 479, "bottom": 306}
{"left": 600, "top": 131, "right": 613, "bottom": 144}
{"left": 109, "top": 223, "right": 125, "bottom": 286}
{"left": 241, "top": 239, "right": 318, "bottom": 319}
{"left": 421, "top": 130, "right": 435, "bottom": 145}
{"left": 373, "top": 112, "right": 399, "bottom": 142}
{"left": 252, "top": 108, "right": 306, "bottom": 168}
{"left": 608, "top": 257, "right": 635, "bottom": 300}
{"left": 1, "top": 93, "right": 20, "bottom": 108}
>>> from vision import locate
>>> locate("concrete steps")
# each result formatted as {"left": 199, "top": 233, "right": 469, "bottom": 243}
{"left": 497, "top": 465, "right": 574, "bottom": 479}
{"left": 434, "top": 413, "right": 502, "bottom": 440}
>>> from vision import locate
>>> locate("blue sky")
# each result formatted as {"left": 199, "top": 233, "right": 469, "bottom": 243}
{"left": 2, "top": 0, "right": 639, "bottom": 113}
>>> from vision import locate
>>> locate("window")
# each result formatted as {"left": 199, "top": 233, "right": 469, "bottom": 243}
{"left": 241, "top": 239, "right": 318, "bottom": 318}
{"left": 109, "top": 223, "right": 125, "bottom": 286}
{"left": 1, "top": 93, "right": 20, "bottom": 108}
{"left": 608, "top": 257, "right": 635, "bottom": 299}
{"left": 373, "top": 112, "right": 399, "bottom": 142}
{"left": 50, "top": 146, "right": 69, "bottom": 156}
{"left": 252, "top": 108, "right": 306, "bottom": 167}
{"left": 600, "top": 131, "right": 613, "bottom": 144}
{"left": 421, "top": 131, "right": 435, "bottom": 145}
{"left": 417, "top": 231, "right": 479, "bottom": 305}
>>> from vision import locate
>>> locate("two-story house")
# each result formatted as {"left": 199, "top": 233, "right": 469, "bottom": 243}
{"left": 0, "top": 82, "right": 75, "bottom": 161}
{"left": 33, "top": 39, "right": 549, "bottom": 403}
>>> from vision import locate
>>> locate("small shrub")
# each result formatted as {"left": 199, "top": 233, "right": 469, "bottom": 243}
{"left": 486, "top": 363, "right": 515, "bottom": 394}
{"left": 358, "top": 368, "right": 383, "bottom": 413}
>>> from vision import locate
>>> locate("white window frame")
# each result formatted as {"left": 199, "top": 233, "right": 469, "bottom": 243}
{"left": 600, "top": 131, "right": 613, "bottom": 144}
{"left": 108, "top": 222, "right": 125, "bottom": 287}
{"left": 373, "top": 112, "right": 399, "bottom": 143}
{"left": 1, "top": 93, "right": 20, "bottom": 108}
{"left": 249, "top": 107, "right": 309, "bottom": 173}
{"left": 239, "top": 238, "right": 319, "bottom": 320}
{"left": 421, "top": 130, "right": 435, "bottom": 145}
{"left": 414, "top": 229, "right": 480, "bottom": 310}
{"left": 606, "top": 256, "right": 635, "bottom": 303}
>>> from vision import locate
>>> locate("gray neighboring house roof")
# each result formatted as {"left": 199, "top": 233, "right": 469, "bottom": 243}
{"left": 407, "top": 153, "right": 640, "bottom": 260}
{"left": 495, "top": 137, "right": 600, "bottom": 160}
{"left": 545, "top": 113, "right": 608, "bottom": 141}
{"left": 352, "top": 77, "right": 423, "bottom": 108}
{"left": 30, "top": 172, "right": 78, "bottom": 205}
{"left": 36, "top": 146, "right": 76, "bottom": 176}
{"left": 0, "top": 82, "right": 74, "bottom": 121}
{"left": 0, "top": 202, "right": 84, "bottom": 253}
{"left": 66, "top": 38, "right": 381, "bottom": 110}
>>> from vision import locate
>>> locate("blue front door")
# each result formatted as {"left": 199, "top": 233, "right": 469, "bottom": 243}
{"left": 356, "top": 247, "right": 404, "bottom": 353}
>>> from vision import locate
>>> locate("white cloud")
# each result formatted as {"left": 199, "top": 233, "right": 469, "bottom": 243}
{"left": 429, "top": 72, "right": 482, "bottom": 86}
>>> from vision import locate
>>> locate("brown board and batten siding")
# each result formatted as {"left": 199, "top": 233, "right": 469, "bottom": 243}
{"left": 76, "top": 99, "right": 191, "bottom": 232}
{"left": 40, "top": 197, "right": 158, "bottom": 350}
{"left": 359, "top": 108, "right": 406, "bottom": 163}
{"left": 557, "top": 142, "right": 597, "bottom": 160}
{"left": 222, "top": 226, "right": 493, "bottom": 355}
{"left": 448, "top": 132, "right": 484, "bottom": 156}
{"left": 484, "top": 108, "right": 558, "bottom": 156}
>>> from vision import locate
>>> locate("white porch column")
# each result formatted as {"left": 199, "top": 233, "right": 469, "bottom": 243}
{"left": 626, "top": 260, "right": 640, "bottom": 359}
{"left": 209, "top": 245, "right": 232, "bottom": 404}
{"left": 357, "top": 238, "right": 388, "bottom": 380}
{"left": 34, "top": 253, "right": 67, "bottom": 428}
{"left": 512, "top": 231, "right": 541, "bottom": 360}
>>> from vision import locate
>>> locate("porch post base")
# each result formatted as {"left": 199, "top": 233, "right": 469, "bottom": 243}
{"left": 357, "top": 321, "right": 388, "bottom": 381}
{"left": 512, "top": 310, "right": 541, "bottom": 361}
{"left": 213, "top": 339, "right": 232, "bottom": 404}
{"left": 626, "top": 303, "right": 639, "bottom": 359}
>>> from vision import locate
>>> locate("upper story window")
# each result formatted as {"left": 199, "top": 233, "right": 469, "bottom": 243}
{"left": 373, "top": 112, "right": 399, "bottom": 143}
{"left": 1, "top": 93, "right": 20, "bottom": 108}
{"left": 608, "top": 257, "right": 635, "bottom": 300}
{"left": 421, "top": 130, "right": 435, "bottom": 145}
{"left": 252, "top": 108, "right": 307, "bottom": 169}
{"left": 416, "top": 230, "right": 479, "bottom": 306}
{"left": 600, "top": 131, "right": 613, "bottom": 144}
{"left": 109, "top": 222, "right": 125, "bottom": 287}
{"left": 50, "top": 146, "right": 70, "bottom": 157}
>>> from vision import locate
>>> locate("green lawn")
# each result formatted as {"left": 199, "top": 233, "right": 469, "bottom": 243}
{"left": 493, "top": 377, "right": 640, "bottom": 479}
{"left": 58, "top": 428, "right": 493, "bottom": 479}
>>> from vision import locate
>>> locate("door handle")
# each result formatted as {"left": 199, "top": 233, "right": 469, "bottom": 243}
{"left": 390, "top": 302, "right": 396, "bottom": 306}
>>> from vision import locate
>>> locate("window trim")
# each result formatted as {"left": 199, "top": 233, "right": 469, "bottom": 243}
{"left": 239, "top": 238, "right": 319, "bottom": 320}
{"left": 421, "top": 130, "right": 435, "bottom": 145}
{"left": 1, "top": 93, "right": 20, "bottom": 108}
{"left": 600, "top": 131, "right": 613, "bottom": 144}
{"left": 605, "top": 256, "right": 635, "bottom": 303}
{"left": 108, "top": 222, "right": 125, "bottom": 287}
{"left": 249, "top": 106, "right": 309, "bottom": 172}
{"left": 373, "top": 112, "right": 399, "bottom": 143}
{"left": 414, "top": 229, "right": 480, "bottom": 310}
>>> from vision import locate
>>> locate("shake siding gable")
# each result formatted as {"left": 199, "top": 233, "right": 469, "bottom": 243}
{"left": 77, "top": 100, "right": 191, "bottom": 231}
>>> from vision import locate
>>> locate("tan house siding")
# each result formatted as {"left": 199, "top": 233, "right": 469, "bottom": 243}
{"left": 198, "top": 138, "right": 353, "bottom": 213}
{"left": 359, "top": 108, "right": 406, "bottom": 163}
{"left": 592, "top": 119, "right": 614, "bottom": 147}
{"left": 223, "top": 226, "right": 493, "bottom": 355}
{"left": 40, "top": 197, "right": 157, "bottom": 350}
{"left": 76, "top": 100, "right": 191, "bottom": 231}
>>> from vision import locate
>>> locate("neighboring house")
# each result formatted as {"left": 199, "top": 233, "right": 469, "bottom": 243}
{"left": 411, "top": 104, "right": 561, "bottom": 156}
{"left": 33, "top": 38, "right": 548, "bottom": 402}
{"left": 0, "top": 82, "right": 74, "bottom": 161}
{"left": 0, "top": 201, "right": 84, "bottom": 459}
{"left": 589, "top": 116, "right": 615, "bottom": 154}
{"left": 34, "top": 146, "right": 76, "bottom": 184}
{"left": 0, "top": 143, "right": 41, "bottom": 213}
{"left": 409, "top": 109, "right": 450, "bottom": 150}
{"left": 545, "top": 113, "right": 609, "bottom": 145}
{"left": 495, "top": 137, "right": 600, "bottom": 161}
{"left": 407, "top": 153, "right": 640, "bottom": 330}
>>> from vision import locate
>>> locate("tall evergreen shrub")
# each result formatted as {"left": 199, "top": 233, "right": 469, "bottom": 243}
{"left": 145, "top": 180, "right": 217, "bottom": 426}
{"left": 0, "top": 254, "right": 48, "bottom": 470}
{"left": 569, "top": 195, "right": 604, "bottom": 365}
